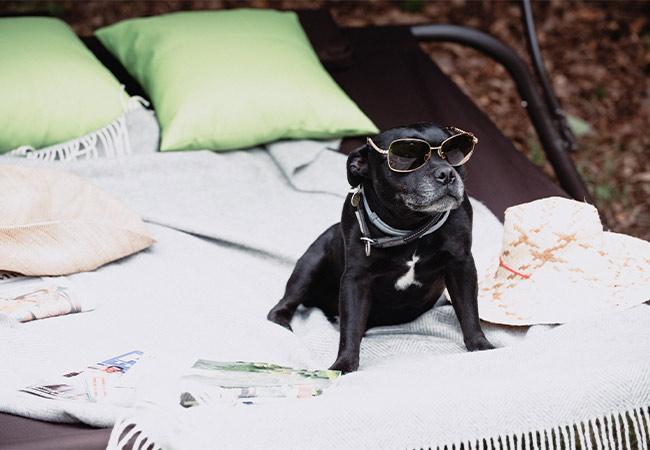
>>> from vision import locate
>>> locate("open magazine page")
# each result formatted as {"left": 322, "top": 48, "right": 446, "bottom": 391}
{"left": 179, "top": 360, "right": 341, "bottom": 407}
{"left": 22, "top": 350, "right": 144, "bottom": 404}
{"left": 0, "top": 274, "right": 85, "bottom": 322}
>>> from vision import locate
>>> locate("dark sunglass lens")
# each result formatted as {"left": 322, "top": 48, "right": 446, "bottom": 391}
{"left": 441, "top": 133, "right": 474, "bottom": 165}
{"left": 388, "top": 141, "right": 430, "bottom": 171}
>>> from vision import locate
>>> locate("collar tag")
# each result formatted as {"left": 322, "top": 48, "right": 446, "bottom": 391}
{"left": 350, "top": 185, "right": 362, "bottom": 207}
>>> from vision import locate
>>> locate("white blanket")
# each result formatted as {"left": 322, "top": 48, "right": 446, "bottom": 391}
{"left": 1, "top": 143, "right": 649, "bottom": 450}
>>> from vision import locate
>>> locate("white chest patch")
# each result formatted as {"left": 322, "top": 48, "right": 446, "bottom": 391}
{"left": 395, "top": 253, "right": 422, "bottom": 291}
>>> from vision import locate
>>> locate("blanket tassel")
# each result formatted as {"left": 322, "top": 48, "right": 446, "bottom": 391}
{"left": 107, "top": 405, "right": 648, "bottom": 450}
{"left": 425, "top": 406, "right": 649, "bottom": 450}
{"left": 107, "top": 416, "right": 164, "bottom": 450}
{"left": 8, "top": 86, "right": 148, "bottom": 161}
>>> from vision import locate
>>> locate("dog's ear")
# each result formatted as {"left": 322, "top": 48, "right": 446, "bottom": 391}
{"left": 346, "top": 143, "right": 370, "bottom": 186}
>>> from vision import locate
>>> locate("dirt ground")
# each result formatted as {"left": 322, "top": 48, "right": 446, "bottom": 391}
{"left": 4, "top": 0, "right": 650, "bottom": 240}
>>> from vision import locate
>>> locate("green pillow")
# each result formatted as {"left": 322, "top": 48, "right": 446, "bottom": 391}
{"left": 95, "top": 9, "right": 378, "bottom": 151}
{"left": 0, "top": 17, "right": 127, "bottom": 153}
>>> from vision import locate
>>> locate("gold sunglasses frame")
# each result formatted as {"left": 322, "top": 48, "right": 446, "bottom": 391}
{"left": 367, "top": 126, "right": 478, "bottom": 172}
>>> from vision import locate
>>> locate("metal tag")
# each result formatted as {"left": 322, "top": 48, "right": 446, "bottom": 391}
{"left": 351, "top": 191, "right": 361, "bottom": 207}
{"left": 350, "top": 185, "right": 361, "bottom": 207}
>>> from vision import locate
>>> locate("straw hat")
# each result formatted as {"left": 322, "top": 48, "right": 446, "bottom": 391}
{"left": 0, "top": 164, "right": 155, "bottom": 276}
{"left": 477, "top": 196, "right": 650, "bottom": 326}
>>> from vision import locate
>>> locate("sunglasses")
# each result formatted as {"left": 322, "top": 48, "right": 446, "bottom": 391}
{"left": 367, "top": 126, "right": 477, "bottom": 173}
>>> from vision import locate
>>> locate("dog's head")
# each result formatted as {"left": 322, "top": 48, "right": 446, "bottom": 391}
{"left": 347, "top": 122, "right": 471, "bottom": 214}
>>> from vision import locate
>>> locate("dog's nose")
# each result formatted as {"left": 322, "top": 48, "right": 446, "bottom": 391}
{"left": 434, "top": 167, "right": 456, "bottom": 185}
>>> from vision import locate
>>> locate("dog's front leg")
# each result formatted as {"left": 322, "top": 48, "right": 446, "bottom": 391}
{"left": 445, "top": 256, "right": 494, "bottom": 352}
{"left": 329, "top": 270, "right": 372, "bottom": 373}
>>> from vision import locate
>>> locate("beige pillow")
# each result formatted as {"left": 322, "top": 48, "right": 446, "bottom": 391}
{"left": 0, "top": 165, "right": 155, "bottom": 276}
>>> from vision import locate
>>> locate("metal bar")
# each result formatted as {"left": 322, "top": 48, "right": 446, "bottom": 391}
{"left": 411, "top": 24, "right": 593, "bottom": 203}
{"left": 520, "top": 0, "right": 578, "bottom": 152}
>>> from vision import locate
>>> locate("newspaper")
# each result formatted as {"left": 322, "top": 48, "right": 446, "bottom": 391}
{"left": 0, "top": 275, "right": 84, "bottom": 322}
{"left": 179, "top": 360, "right": 340, "bottom": 407}
{"left": 22, "top": 350, "right": 144, "bottom": 404}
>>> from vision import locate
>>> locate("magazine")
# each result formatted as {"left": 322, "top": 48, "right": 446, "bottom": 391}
{"left": 179, "top": 360, "right": 340, "bottom": 407}
{"left": 0, "top": 275, "right": 84, "bottom": 322}
{"left": 22, "top": 350, "right": 144, "bottom": 404}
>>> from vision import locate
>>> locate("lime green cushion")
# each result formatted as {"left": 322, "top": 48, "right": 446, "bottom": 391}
{"left": 0, "top": 17, "right": 126, "bottom": 153}
{"left": 95, "top": 9, "right": 378, "bottom": 151}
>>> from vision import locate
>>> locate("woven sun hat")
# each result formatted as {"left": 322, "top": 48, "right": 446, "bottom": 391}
{"left": 477, "top": 196, "right": 650, "bottom": 326}
{"left": 0, "top": 164, "right": 155, "bottom": 276}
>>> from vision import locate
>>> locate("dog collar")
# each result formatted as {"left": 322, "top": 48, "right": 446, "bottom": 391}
{"left": 350, "top": 185, "right": 450, "bottom": 256}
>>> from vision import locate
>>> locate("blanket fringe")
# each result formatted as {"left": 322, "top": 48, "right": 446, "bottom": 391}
{"left": 107, "top": 417, "right": 164, "bottom": 450}
{"left": 425, "top": 406, "right": 649, "bottom": 450}
{"left": 8, "top": 86, "right": 149, "bottom": 162}
{"left": 107, "top": 405, "right": 650, "bottom": 450}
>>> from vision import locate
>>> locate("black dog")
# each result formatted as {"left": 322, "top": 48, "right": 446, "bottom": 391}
{"left": 268, "top": 123, "right": 493, "bottom": 373}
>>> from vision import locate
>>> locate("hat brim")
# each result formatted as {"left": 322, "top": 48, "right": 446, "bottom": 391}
{"left": 477, "top": 231, "right": 650, "bottom": 326}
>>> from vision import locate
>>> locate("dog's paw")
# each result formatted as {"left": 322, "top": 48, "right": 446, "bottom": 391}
{"left": 329, "top": 356, "right": 359, "bottom": 374}
{"left": 267, "top": 306, "right": 294, "bottom": 332}
{"left": 465, "top": 334, "right": 495, "bottom": 352}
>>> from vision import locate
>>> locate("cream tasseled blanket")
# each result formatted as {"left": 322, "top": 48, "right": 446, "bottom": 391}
{"left": 0, "top": 142, "right": 648, "bottom": 450}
